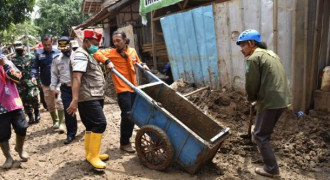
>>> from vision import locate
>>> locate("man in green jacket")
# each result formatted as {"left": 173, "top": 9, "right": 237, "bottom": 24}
{"left": 237, "top": 29, "right": 291, "bottom": 178}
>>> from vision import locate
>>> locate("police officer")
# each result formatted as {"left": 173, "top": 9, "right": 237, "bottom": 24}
{"left": 67, "top": 30, "right": 109, "bottom": 170}
{"left": 12, "top": 41, "right": 41, "bottom": 124}
{"left": 0, "top": 55, "right": 29, "bottom": 169}
{"left": 237, "top": 29, "right": 291, "bottom": 178}
{"left": 51, "top": 36, "right": 77, "bottom": 144}
{"left": 31, "top": 35, "right": 65, "bottom": 129}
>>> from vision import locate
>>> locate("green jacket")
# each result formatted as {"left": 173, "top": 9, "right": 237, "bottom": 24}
{"left": 245, "top": 48, "right": 291, "bottom": 113}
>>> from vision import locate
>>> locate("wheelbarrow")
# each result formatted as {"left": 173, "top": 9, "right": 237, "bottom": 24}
{"left": 111, "top": 64, "right": 230, "bottom": 174}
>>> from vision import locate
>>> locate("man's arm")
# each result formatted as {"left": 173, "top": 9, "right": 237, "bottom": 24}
{"left": 93, "top": 49, "right": 114, "bottom": 69}
{"left": 66, "top": 72, "right": 83, "bottom": 116}
{"left": 0, "top": 56, "right": 22, "bottom": 83}
{"left": 50, "top": 58, "right": 59, "bottom": 91}
{"left": 31, "top": 52, "right": 40, "bottom": 84}
{"left": 93, "top": 49, "right": 112, "bottom": 64}
{"left": 245, "top": 58, "right": 261, "bottom": 102}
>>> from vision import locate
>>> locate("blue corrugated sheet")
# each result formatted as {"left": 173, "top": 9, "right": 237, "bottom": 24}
{"left": 160, "top": 5, "right": 219, "bottom": 88}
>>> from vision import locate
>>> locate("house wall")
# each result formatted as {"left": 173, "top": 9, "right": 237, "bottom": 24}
{"left": 213, "top": 0, "right": 330, "bottom": 111}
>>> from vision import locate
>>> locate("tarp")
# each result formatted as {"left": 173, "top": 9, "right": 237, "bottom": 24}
{"left": 139, "top": 0, "right": 183, "bottom": 24}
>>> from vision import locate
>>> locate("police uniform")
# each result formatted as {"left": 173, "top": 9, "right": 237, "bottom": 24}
{"left": 51, "top": 36, "right": 77, "bottom": 142}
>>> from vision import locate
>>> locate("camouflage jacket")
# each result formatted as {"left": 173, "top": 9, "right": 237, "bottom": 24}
{"left": 12, "top": 53, "right": 36, "bottom": 86}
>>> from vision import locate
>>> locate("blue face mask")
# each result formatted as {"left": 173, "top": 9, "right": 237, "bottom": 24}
{"left": 87, "top": 44, "right": 99, "bottom": 54}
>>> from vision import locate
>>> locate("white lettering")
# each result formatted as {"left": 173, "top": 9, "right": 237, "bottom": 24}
{"left": 145, "top": 0, "right": 161, "bottom": 7}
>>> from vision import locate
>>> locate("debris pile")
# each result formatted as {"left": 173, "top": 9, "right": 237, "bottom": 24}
{"left": 172, "top": 80, "right": 330, "bottom": 175}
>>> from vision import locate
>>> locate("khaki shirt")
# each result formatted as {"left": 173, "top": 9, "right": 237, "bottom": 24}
{"left": 70, "top": 47, "right": 105, "bottom": 102}
{"left": 245, "top": 48, "right": 291, "bottom": 113}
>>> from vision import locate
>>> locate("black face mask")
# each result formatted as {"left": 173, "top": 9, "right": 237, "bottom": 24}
{"left": 63, "top": 50, "right": 72, "bottom": 57}
{"left": 16, "top": 49, "right": 24, "bottom": 56}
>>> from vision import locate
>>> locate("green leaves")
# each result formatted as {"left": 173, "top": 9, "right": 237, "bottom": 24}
{"left": 35, "top": 0, "right": 89, "bottom": 37}
{"left": 0, "top": 21, "right": 40, "bottom": 46}
{"left": 0, "top": 0, "right": 35, "bottom": 30}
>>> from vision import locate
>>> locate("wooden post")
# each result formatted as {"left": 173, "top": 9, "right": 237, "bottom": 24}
{"left": 273, "top": 0, "right": 278, "bottom": 53}
{"left": 151, "top": 10, "right": 158, "bottom": 70}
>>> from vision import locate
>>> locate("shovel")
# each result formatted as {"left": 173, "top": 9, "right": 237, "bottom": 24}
{"left": 240, "top": 101, "right": 257, "bottom": 139}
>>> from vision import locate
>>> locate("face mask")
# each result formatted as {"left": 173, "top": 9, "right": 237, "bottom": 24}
{"left": 16, "top": 49, "right": 24, "bottom": 56}
{"left": 63, "top": 49, "right": 72, "bottom": 57}
{"left": 87, "top": 44, "right": 99, "bottom": 54}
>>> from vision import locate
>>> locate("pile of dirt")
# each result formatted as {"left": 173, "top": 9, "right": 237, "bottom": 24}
{"left": 170, "top": 78, "right": 197, "bottom": 94}
{"left": 174, "top": 82, "right": 329, "bottom": 177}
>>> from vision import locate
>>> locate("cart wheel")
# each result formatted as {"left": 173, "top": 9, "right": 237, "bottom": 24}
{"left": 135, "top": 125, "right": 174, "bottom": 171}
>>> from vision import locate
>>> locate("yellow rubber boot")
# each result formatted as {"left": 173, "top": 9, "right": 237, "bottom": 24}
{"left": 86, "top": 132, "right": 107, "bottom": 169}
{"left": 84, "top": 131, "right": 109, "bottom": 161}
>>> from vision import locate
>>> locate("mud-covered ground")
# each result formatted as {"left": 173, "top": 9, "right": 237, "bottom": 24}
{"left": 0, "top": 80, "right": 329, "bottom": 179}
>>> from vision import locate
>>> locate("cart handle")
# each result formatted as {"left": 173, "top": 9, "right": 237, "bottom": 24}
{"left": 111, "top": 68, "right": 138, "bottom": 91}
{"left": 210, "top": 127, "right": 230, "bottom": 143}
{"left": 135, "top": 63, "right": 161, "bottom": 82}
{"left": 111, "top": 67, "right": 157, "bottom": 106}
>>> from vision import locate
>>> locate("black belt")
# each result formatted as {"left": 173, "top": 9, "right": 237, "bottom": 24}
{"left": 61, "top": 83, "right": 71, "bottom": 87}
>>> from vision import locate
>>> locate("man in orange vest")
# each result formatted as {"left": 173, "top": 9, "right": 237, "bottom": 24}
{"left": 93, "top": 31, "right": 149, "bottom": 153}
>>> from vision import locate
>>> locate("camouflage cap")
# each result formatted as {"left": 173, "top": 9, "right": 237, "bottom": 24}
{"left": 14, "top": 41, "right": 24, "bottom": 50}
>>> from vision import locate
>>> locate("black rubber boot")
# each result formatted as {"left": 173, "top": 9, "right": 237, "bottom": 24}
{"left": 27, "top": 112, "right": 35, "bottom": 124}
{"left": 34, "top": 108, "right": 41, "bottom": 123}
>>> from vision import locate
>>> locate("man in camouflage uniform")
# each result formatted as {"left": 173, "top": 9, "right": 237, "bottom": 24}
{"left": 12, "top": 41, "right": 40, "bottom": 124}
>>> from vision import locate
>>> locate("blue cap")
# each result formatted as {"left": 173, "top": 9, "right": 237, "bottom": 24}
{"left": 236, "top": 29, "right": 262, "bottom": 45}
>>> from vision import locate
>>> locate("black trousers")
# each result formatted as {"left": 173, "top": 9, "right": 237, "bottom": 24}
{"left": 78, "top": 100, "right": 107, "bottom": 133}
{"left": 0, "top": 109, "right": 28, "bottom": 142}
{"left": 117, "top": 92, "right": 136, "bottom": 145}
{"left": 60, "top": 85, "right": 77, "bottom": 138}
{"left": 253, "top": 108, "right": 284, "bottom": 174}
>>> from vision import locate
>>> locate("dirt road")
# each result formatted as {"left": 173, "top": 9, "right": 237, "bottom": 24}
{"left": 0, "top": 94, "right": 329, "bottom": 179}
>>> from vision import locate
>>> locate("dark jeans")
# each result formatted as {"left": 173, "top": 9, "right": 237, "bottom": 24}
{"left": 253, "top": 108, "right": 284, "bottom": 174}
{"left": 60, "top": 85, "right": 77, "bottom": 138}
{"left": 0, "top": 109, "right": 28, "bottom": 142}
{"left": 117, "top": 92, "right": 136, "bottom": 146}
{"left": 78, "top": 100, "right": 107, "bottom": 133}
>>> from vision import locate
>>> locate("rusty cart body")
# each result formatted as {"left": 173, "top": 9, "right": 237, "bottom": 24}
{"left": 112, "top": 64, "right": 230, "bottom": 174}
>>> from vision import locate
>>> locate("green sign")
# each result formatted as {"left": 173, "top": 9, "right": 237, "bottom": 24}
{"left": 140, "top": 0, "right": 183, "bottom": 24}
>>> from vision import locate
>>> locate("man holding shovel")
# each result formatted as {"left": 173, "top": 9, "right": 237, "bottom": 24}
{"left": 236, "top": 29, "right": 291, "bottom": 178}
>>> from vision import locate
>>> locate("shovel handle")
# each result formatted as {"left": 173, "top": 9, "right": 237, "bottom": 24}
{"left": 247, "top": 101, "right": 257, "bottom": 137}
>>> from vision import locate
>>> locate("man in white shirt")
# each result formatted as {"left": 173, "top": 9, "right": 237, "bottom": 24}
{"left": 51, "top": 36, "right": 77, "bottom": 144}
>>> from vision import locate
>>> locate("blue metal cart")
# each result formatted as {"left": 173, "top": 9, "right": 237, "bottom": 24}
{"left": 112, "top": 64, "right": 230, "bottom": 174}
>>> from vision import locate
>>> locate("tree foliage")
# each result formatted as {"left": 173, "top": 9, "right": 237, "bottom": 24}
{"left": 0, "top": 21, "right": 40, "bottom": 46}
{"left": 35, "top": 0, "right": 89, "bottom": 37}
{"left": 0, "top": 0, "right": 35, "bottom": 30}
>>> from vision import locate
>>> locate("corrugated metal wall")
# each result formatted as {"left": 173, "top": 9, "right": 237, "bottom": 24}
{"left": 161, "top": 5, "right": 219, "bottom": 88}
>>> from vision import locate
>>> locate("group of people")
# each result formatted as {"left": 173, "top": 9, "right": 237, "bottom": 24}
{"left": 0, "top": 30, "right": 149, "bottom": 170}
{"left": 0, "top": 29, "right": 290, "bottom": 178}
